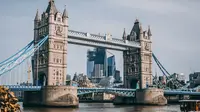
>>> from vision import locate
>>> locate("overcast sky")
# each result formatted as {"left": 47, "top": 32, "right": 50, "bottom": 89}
{"left": 0, "top": 0, "right": 200, "bottom": 81}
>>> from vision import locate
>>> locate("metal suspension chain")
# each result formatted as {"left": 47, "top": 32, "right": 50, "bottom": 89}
{"left": 152, "top": 53, "right": 184, "bottom": 89}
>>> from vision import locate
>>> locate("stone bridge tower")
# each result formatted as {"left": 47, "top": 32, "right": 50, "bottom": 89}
{"left": 123, "top": 19, "right": 152, "bottom": 89}
{"left": 33, "top": 0, "right": 68, "bottom": 86}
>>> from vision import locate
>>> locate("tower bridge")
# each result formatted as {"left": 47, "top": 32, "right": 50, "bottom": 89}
{"left": 0, "top": 0, "right": 198, "bottom": 107}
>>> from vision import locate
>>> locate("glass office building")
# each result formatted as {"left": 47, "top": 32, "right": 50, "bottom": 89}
{"left": 107, "top": 56, "right": 116, "bottom": 77}
{"left": 87, "top": 50, "right": 95, "bottom": 79}
{"left": 87, "top": 48, "right": 121, "bottom": 83}
{"left": 87, "top": 48, "right": 107, "bottom": 79}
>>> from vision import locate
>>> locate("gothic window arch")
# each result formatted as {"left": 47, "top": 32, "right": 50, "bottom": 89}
{"left": 57, "top": 18, "right": 61, "bottom": 22}
{"left": 132, "top": 67, "right": 134, "bottom": 73}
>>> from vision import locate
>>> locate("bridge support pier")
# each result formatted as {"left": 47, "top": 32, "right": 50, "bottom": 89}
{"left": 23, "top": 86, "right": 79, "bottom": 107}
{"left": 135, "top": 88, "right": 167, "bottom": 105}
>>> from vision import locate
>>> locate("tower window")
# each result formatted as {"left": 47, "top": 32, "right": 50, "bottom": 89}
{"left": 56, "top": 71, "right": 59, "bottom": 76}
{"left": 57, "top": 18, "right": 61, "bottom": 22}
{"left": 146, "top": 68, "right": 148, "bottom": 72}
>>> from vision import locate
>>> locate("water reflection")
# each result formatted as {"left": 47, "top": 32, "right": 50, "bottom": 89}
{"left": 21, "top": 103, "right": 181, "bottom": 112}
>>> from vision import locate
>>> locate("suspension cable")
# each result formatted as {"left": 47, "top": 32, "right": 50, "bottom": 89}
{"left": 0, "top": 41, "right": 34, "bottom": 66}
{"left": 0, "top": 35, "right": 48, "bottom": 75}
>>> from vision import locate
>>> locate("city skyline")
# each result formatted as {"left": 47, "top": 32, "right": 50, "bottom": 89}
{"left": 0, "top": 0, "right": 200, "bottom": 81}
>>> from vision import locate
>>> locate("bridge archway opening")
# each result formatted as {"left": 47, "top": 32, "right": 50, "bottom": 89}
{"left": 38, "top": 72, "right": 47, "bottom": 86}
{"left": 130, "top": 79, "right": 138, "bottom": 89}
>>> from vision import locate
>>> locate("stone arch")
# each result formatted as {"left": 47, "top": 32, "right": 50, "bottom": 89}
{"left": 38, "top": 72, "right": 47, "bottom": 86}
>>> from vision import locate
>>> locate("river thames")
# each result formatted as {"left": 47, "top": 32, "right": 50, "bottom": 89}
{"left": 20, "top": 103, "right": 181, "bottom": 112}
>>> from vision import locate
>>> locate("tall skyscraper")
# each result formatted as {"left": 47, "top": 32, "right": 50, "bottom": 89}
{"left": 87, "top": 50, "right": 95, "bottom": 79}
{"left": 94, "top": 48, "right": 107, "bottom": 77}
{"left": 87, "top": 48, "right": 107, "bottom": 78}
{"left": 107, "top": 56, "right": 116, "bottom": 77}
{"left": 86, "top": 48, "right": 121, "bottom": 83}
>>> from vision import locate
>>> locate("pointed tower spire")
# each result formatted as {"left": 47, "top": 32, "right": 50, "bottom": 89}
{"left": 148, "top": 25, "right": 152, "bottom": 36}
{"left": 34, "top": 9, "right": 40, "bottom": 21}
{"left": 135, "top": 18, "right": 139, "bottom": 24}
{"left": 122, "top": 28, "right": 127, "bottom": 40}
{"left": 62, "top": 5, "right": 68, "bottom": 18}
{"left": 46, "top": 0, "right": 58, "bottom": 14}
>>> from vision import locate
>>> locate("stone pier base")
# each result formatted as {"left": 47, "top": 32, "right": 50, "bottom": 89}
{"left": 135, "top": 88, "right": 167, "bottom": 105}
{"left": 23, "top": 86, "right": 79, "bottom": 107}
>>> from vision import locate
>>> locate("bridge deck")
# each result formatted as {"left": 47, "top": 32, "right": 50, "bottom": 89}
{"left": 68, "top": 30, "right": 140, "bottom": 51}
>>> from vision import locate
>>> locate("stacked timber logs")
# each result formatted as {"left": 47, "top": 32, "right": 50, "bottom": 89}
{"left": 0, "top": 86, "right": 21, "bottom": 112}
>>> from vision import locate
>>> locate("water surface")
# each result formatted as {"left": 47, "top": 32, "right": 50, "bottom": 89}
{"left": 20, "top": 103, "right": 181, "bottom": 112}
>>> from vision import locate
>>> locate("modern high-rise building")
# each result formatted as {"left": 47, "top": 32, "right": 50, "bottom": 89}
{"left": 94, "top": 48, "right": 107, "bottom": 77}
{"left": 87, "top": 48, "right": 107, "bottom": 81}
{"left": 87, "top": 50, "right": 96, "bottom": 79}
{"left": 107, "top": 56, "right": 116, "bottom": 77}
{"left": 86, "top": 48, "right": 121, "bottom": 83}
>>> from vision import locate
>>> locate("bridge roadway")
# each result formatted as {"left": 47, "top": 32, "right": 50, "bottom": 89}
{"left": 3, "top": 85, "right": 200, "bottom": 97}
{"left": 68, "top": 30, "right": 141, "bottom": 51}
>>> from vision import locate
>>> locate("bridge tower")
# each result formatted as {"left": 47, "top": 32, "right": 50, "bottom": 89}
{"left": 24, "top": 0, "right": 78, "bottom": 107}
{"left": 33, "top": 0, "right": 68, "bottom": 86}
{"left": 123, "top": 19, "right": 152, "bottom": 89}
